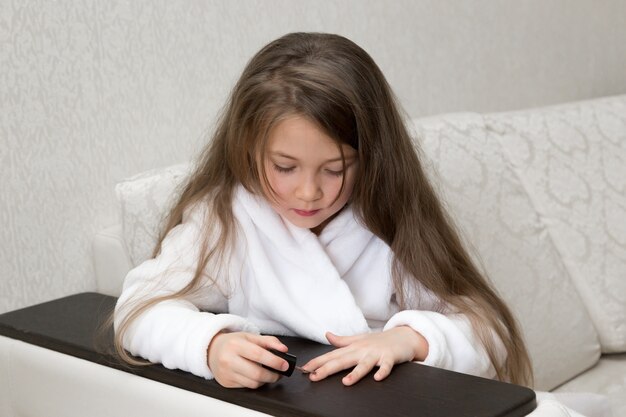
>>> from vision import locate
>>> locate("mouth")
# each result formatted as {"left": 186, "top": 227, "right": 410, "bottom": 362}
{"left": 293, "top": 209, "right": 320, "bottom": 217}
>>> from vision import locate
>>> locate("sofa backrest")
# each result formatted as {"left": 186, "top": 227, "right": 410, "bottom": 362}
{"left": 485, "top": 95, "right": 626, "bottom": 354}
{"left": 410, "top": 113, "right": 600, "bottom": 391}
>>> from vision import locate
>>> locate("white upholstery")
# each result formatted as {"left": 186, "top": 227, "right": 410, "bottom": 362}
{"left": 531, "top": 393, "right": 612, "bottom": 417}
{"left": 485, "top": 96, "right": 626, "bottom": 353}
{"left": 411, "top": 113, "right": 601, "bottom": 391}
{"left": 92, "top": 225, "right": 133, "bottom": 297}
{"left": 0, "top": 335, "right": 11, "bottom": 417}
{"left": 554, "top": 354, "right": 626, "bottom": 416}
{"left": 0, "top": 336, "right": 269, "bottom": 417}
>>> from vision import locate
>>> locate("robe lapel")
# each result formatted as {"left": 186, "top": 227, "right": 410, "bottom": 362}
{"left": 231, "top": 186, "right": 371, "bottom": 343}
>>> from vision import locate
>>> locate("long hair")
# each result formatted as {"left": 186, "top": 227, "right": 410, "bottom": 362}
{"left": 113, "top": 32, "right": 533, "bottom": 386}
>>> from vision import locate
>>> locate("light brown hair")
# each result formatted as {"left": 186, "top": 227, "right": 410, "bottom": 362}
{"left": 113, "top": 32, "right": 533, "bottom": 386}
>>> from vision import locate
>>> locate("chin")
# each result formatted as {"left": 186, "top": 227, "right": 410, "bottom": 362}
{"left": 291, "top": 218, "right": 322, "bottom": 229}
{"left": 282, "top": 214, "right": 320, "bottom": 229}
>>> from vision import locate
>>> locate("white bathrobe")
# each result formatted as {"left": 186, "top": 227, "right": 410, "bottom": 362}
{"left": 115, "top": 185, "right": 497, "bottom": 381}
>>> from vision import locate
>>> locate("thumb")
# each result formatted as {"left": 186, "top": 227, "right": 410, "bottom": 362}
{"left": 326, "top": 331, "right": 359, "bottom": 347}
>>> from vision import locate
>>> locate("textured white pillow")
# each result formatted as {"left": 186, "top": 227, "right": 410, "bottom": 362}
{"left": 485, "top": 95, "right": 626, "bottom": 353}
{"left": 411, "top": 113, "right": 600, "bottom": 390}
{"left": 115, "top": 163, "right": 191, "bottom": 266}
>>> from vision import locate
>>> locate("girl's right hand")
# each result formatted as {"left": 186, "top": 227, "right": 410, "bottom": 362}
{"left": 207, "top": 331, "right": 291, "bottom": 388}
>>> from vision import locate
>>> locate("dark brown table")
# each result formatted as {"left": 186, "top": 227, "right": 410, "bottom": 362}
{"left": 0, "top": 292, "right": 536, "bottom": 417}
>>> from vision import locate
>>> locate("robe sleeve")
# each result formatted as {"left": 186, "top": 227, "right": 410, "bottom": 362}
{"left": 113, "top": 200, "right": 259, "bottom": 380}
{"left": 383, "top": 289, "right": 506, "bottom": 379}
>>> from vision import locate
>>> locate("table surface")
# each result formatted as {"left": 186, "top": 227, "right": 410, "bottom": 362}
{"left": 0, "top": 292, "right": 536, "bottom": 417}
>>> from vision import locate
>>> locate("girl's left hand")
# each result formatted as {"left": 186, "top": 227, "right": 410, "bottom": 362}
{"left": 301, "top": 326, "right": 429, "bottom": 386}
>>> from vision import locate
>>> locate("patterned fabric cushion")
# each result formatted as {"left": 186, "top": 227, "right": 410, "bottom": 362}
{"left": 411, "top": 113, "right": 600, "bottom": 390}
{"left": 485, "top": 95, "right": 626, "bottom": 353}
{"left": 115, "top": 163, "right": 191, "bottom": 266}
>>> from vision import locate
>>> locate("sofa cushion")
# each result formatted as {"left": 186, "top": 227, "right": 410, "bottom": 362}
{"left": 115, "top": 163, "right": 191, "bottom": 266}
{"left": 485, "top": 95, "right": 626, "bottom": 353}
{"left": 553, "top": 353, "right": 626, "bottom": 417}
{"left": 411, "top": 113, "right": 600, "bottom": 390}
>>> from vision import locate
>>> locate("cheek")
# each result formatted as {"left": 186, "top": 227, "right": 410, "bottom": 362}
{"left": 326, "top": 177, "right": 353, "bottom": 207}
{"left": 328, "top": 178, "right": 346, "bottom": 199}
{"left": 265, "top": 170, "right": 291, "bottom": 198}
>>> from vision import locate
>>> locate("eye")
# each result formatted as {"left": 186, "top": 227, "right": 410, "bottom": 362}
{"left": 325, "top": 169, "right": 344, "bottom": 177}
{"left": 273, "top": 164, "right": 295, "bottom": 174}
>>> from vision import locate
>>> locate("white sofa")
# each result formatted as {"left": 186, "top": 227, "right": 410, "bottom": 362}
{"left": 2, "top": 95, "right": 624, "bottom": 417}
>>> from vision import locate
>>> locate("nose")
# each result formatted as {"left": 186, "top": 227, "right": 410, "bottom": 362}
{"left": 295, "top": 174, "right": 322, "bottom": 202}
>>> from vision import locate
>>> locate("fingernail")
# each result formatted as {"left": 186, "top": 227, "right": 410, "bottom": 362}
{"left": 297, "top": 366, "right": 313, "bottom": 375}
{"left": 282, "top": 361, "right": 289, "bottom": 371}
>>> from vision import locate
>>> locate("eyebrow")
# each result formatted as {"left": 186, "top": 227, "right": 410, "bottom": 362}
{"left": 270, "top": 152, "right": 357, "bottom": 163}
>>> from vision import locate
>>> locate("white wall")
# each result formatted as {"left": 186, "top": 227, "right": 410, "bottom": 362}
{"left": 2, "top": 0, "right": 626, "bottom": 313}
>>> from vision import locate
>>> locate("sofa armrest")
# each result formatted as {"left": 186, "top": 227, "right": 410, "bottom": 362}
{"left": 0, "top": 336, "right": 268, "bottom": 417}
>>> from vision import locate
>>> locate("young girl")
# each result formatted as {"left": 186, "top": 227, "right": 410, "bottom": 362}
{"left": 113, "top": 32, "right": 533, "bottom": 390}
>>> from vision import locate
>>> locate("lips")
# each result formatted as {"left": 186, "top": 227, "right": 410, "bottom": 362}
{"left": 293, "top": 209, "right": 320, "bottom": 217}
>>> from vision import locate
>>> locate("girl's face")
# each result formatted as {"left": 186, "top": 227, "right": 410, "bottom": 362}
{"left": 260, "top": 115, "right": 359, "bottom": 235}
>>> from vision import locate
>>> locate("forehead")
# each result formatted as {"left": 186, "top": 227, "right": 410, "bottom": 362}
{"left": 266, "top": 115, "right": 356, "bottom": 160}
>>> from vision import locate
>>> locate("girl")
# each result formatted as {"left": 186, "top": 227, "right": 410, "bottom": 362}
{"left": 113, "top": 32, "right": 533, "bottom": 390}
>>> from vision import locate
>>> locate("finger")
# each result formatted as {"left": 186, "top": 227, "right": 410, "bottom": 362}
{"left": 217, "top": 357, "right": 279, "bottom": 389}
{"left": 373, "top": 359, "right": 394, "bottom": 382}
{"left": 302, "top": 347, "right": 350, "bottom": 373}
{"left": 309, "top": 353, "right": 359, "bottom": 382}
{"left": 236, "top": 373, "right": 269, "bottom": 389}
{"left": 325, "top": 331, "right": 364, "bottom": 347}
{"left": 242, "top": 377, "right": 265, "bottom": 389}
{"left": 342, "top": 355, "right": 378, "bottom": 386}
{"left": 248, "top": 334, "right": 289, "bottom": 352}
{"left": 218, "top": 372, "right": 262, "bottom": 389}
{"left": 234, "top": 356, "right": 282, "bottom": 385}
{"left": 241, "top": 342, "right": 290, "bottom": 373}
